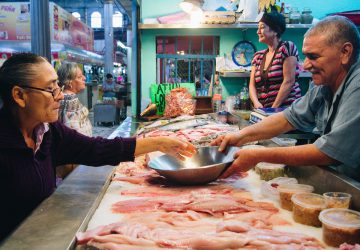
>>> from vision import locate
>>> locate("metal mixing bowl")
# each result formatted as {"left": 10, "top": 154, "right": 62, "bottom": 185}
{"left": 148, "top": 146, "right": 240, "bottom": 185}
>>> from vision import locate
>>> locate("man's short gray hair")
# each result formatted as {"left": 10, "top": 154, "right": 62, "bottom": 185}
{"left": 305, "top": 15, "right": 360, "bottom": 62}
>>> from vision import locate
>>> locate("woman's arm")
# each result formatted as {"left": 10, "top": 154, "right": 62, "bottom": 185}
{"left": 249, "top": 66, "right": 263, "bottom": 108}
{"left": 271, "top": 56, "right": 297, "bottom": 108}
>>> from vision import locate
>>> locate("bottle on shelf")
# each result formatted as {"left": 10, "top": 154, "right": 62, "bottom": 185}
{"left": 218, "top": 100, "right": 228, "bottom": 123}
{"left": 212, "top": 76, "right": 222, "bottom": 113}
{"left": 289, "top": 7, "right": 301, "bottom": 24}
{"left": 280, "top": 2, "right": 285, "bottom": 14}
{"left": 240, "top": 86, "right": 250, "bottom": 110}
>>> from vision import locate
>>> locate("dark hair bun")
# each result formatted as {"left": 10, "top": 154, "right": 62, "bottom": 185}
{"left": 260, "top": 8, "right": 286, "bottom": 35}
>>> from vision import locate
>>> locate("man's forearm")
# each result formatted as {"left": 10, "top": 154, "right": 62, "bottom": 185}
{"left": 253, "top": 144, "right": 337, "bottom": 167}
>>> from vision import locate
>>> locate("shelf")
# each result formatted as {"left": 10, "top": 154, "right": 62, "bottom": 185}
{"left": 139, "top": 23, "right": 312, "bottom": 30}
{"left": 219, "top": 70, "right": 312, "bottom": 78}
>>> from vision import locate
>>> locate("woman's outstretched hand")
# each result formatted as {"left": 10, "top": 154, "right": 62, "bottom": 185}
{"left": 135, "top": 137, "right": 196, "bottom": 160}
{"left": 157, "top": 137, "right": 197, "bottom": 160}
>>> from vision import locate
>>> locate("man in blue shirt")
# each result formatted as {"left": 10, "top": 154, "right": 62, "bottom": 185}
{"left": 212, "top": 15, "right": 360, "bottom": 182}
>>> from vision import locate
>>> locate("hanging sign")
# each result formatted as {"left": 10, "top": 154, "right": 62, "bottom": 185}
{"left": 0, "top": 2, "right": 30, "bottom": 41}
{"left": 150, "top": 83, "right": 195, "bottom": 115}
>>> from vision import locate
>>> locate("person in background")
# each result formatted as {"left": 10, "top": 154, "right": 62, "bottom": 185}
{"left": 0, "top": 53, "right": 196, "bottom": 241}
{"left": 249, "top": 7, "right": 301, "bottom": 108}
{"left": 56, "top": 62, "right": 93, "bottom": 179}
{"left": 57, "top": 62, "right": 92, "bottom": 137}
{"left": 212, "top": 16, "right": 360, "bottom": 182}
{"left": 102, "top": 73, "right": 116, "bottom": 98}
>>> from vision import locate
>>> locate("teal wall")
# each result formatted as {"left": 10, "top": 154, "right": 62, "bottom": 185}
{"left": 141, "top": 27, "right": 307, "bottom": 100}
{"left": 139, "top": 0, "right": 360, "bottom": 107}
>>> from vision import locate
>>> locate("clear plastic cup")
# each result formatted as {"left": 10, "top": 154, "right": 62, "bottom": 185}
{"left": 319, "top": 208, "right": 360, "bottom": 247}
{"left": 291, "top": 193, "right": 325, "bottom": 227}
{"left": 278, "top": 183, "right": 314, "bottom": 211}
{"left": 323, "top": 192, "right": 351, "bottom": 209}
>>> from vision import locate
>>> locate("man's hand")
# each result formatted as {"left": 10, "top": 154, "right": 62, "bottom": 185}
{"left": 220, "top": 148, "right": 259, "bottom": 178}
{"left": 211, "top": 133, "right": 244, "bottom": 152}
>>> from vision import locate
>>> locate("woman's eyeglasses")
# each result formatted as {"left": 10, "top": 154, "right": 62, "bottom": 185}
{"left": 18, "top": 85, "right": 64, "bottom": 99}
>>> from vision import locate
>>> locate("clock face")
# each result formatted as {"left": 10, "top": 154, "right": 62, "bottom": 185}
{"left": 232, "top": 41, "right": 256, "bottom": 67}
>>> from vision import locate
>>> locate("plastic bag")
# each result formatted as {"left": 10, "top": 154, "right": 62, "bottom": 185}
{"left": 163, "top": 87, "right": 195, "bottom": 118}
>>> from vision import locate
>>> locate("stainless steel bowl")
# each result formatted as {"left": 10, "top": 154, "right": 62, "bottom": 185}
{"left": 148, "top": 146, "right": 240, "bottom": 185}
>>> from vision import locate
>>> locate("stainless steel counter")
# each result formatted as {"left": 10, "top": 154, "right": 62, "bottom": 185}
{"left": 1, "top": 116, "right": 359, "bottom": 249}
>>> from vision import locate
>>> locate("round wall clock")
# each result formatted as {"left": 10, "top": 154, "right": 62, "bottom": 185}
{"left": 231, "top": 41, "right": 256, "bottom": 67}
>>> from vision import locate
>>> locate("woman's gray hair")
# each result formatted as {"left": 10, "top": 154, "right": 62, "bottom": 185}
{"left": 305, "top": 15, "right": 360, "bottom": 63}
{"left": 57, "top": 62, "right": 79, "bottom": 89}
{"left": 0, "top": 53, "right": 47, "bottom": 110}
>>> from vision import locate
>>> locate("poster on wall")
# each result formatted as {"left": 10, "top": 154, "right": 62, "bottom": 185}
{"left": 0, "top": 2, "right": 30, "bottom": 41}
{"left": 50, "top": 3, "right": 94, "bottom": 51}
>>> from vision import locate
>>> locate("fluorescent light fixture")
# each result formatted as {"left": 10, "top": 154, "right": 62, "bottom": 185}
{"left": 179, "top": 0, "right": 204, "bottom": 14}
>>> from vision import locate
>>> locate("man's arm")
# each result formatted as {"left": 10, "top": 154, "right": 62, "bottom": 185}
{"left": 222, "top": 142, "right": 338, "bottom": 178}
{"left": 212, "top": 112, "right": 295, "bottom": 151}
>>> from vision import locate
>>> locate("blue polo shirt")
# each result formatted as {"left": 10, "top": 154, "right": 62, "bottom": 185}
{"left": 284, "top": 61, "right": 360, "bottom": 181}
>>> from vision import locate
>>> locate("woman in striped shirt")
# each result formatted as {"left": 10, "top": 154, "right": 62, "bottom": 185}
{"left": 249, "top": 10, "right": 301, "bottom": 108}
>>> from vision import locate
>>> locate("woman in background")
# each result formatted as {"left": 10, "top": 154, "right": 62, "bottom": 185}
{"left": 102, "top": 73, "right": 117, "bottom": 98}
{"left": 57, "top": 62, "right": 93, "bottom": 179}
{"left": 57, "top": 62, "right": 92, "bottom": 137}
{"left": 249, "top": 8, "right": 301, "bottom": 108}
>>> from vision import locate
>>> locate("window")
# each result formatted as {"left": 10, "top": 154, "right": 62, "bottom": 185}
{"left": 113, "top": 11, "right": 123, "bottom": 28}
{"left": 91, "top": 11, "right": 101, "bottom": 28}
{"left": 156, "top": 36, "right": 219, "bottom": 96}
{"left": 72, "top": 12, "right": 81, "bottom": 20}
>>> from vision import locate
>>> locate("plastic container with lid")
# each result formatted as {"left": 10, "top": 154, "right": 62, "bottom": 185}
{"left": 256, "top": 162, "right": 285, "bottom": 181}
{"left": 323, "top": 192, "right": 352, "bottom": 209}
{"left": 278, "top": 183, "right": 314, "bottom": 211}
{"left": 319, "top": 208, "right": 360, "bottom": 247}
{"left": 291, "top": 193, "right": 325, "bottom": 227}
{"left": 260, "top": 177, "right": 298, "bottom": 200}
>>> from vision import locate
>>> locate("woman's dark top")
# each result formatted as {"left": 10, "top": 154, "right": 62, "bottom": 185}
{"left": 0, "top": 109, "right": 136, "bottom": 241}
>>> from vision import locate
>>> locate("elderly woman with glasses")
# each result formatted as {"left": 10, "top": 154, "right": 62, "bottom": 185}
{"left": 0, "top": 53, "right": 196, "bottom": 241}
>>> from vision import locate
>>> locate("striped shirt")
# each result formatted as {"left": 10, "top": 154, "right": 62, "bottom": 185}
{"left": 251, "top": 41, "right": 302, "bottom": 107}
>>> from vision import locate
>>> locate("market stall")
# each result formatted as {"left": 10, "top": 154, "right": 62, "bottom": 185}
{"left": 1, "top": 115, "right": 359, "bottom": 249}
{"left": 0, "top": 2, "right": 104, "bottom": 109}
